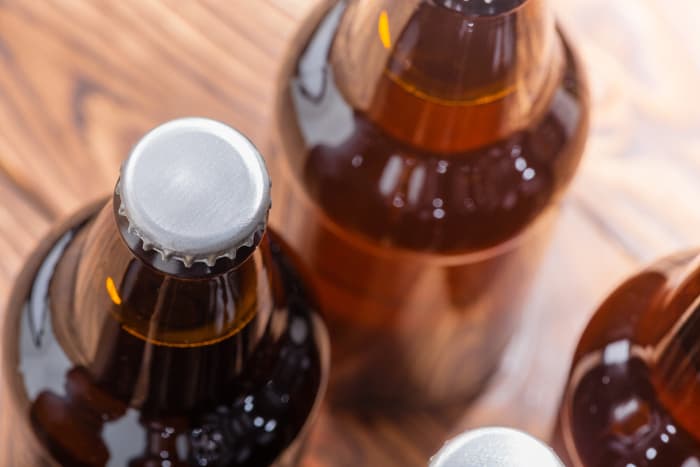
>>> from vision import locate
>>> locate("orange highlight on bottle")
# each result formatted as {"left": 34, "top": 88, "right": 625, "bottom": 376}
{"left": 378, "top": 10, "right": 391, "bottom": 49}
{"left": 105, "top": 276, "right": 122, "bottom": 305}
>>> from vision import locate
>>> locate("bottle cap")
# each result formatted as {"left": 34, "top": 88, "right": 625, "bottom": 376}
{"left": 117, "top": 117, "right": 271, "bottom": 268}
{"left": 430, "top": 427, "right": 564, "bottom": 467}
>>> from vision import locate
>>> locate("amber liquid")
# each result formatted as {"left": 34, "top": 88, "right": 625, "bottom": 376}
{"left": 555, "top": 251, "right": 700, "bottom": 466}
{"left": 272, "top": 0, "right": 588, "bottom": 407}
{"left": 2, "top": 202, "right": 328, "bottom": 466}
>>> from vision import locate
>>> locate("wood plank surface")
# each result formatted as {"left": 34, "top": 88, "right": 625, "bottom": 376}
{"left": 0, "top": 0, "right": 698, "bottom": 465}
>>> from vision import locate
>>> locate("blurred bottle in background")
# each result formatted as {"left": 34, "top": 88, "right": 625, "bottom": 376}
{"left": 1, "top": 118, "right": 329, "bottom": 466}
{"left": 555, "top": 250, "right": 700, "bottom": 466}
{"left": 272, "top": 0, "right": 589, "bottom": 408}
{"left": 431, "top": 427, "right": 563, "bottom": 467}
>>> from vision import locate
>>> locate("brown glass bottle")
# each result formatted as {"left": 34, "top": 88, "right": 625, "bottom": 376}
{"left": 1, "top": 118, "right": 329, "bottom": 466}
{"left": 272, "top": 0, "right": 589, "bottom": 407}
{"left": 554, "top": 251, "right": 700, "bottom": 466}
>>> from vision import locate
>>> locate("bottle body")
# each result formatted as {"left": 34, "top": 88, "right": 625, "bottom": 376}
{"left": 555, "top": 250, "right": 700, "bottom": 466}
{"left": 272, "top": 0, "right": 588, "bottom": 406}
{"left": 2, "top": 199, "right": 329, "bottom": 467}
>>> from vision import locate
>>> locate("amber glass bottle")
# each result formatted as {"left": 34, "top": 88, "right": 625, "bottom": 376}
{"left": 272, "top": 0, "right": 589, "bottom": 407}
{"left": 1, "top": 118, "right": 329, "bottom": 466}
{"left": 555, "top": 251, "right": 700, "bottom": 466}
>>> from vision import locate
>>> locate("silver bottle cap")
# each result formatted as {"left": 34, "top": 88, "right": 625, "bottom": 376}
{"left": 117, "top": 117, "right": 271, "bottom": 268}
{"left": 430, "top": 428, "right": 564, "bottom": 467}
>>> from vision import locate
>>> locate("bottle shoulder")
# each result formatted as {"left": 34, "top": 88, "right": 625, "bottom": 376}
{"left": 561, "top": 354, "right": 700, "bottom": 467}
{"left": 1, "top": 205, "right": 328, "bottom": 467}
{"left": 276, "top": 27, "right": 588, "bottom": 253}
{"left": 559, "top": 249, "right": 700, "bottom": 466}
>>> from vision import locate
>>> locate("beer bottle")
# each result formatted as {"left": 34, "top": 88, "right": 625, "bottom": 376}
{"left": 1, "top": 118, "right": 329, "bottom": 466}
{"left": 272, "top": 0, "right": 589, "bottom": 407}
{"left": 555, "top": 251, "right": 700, "bottom": 466}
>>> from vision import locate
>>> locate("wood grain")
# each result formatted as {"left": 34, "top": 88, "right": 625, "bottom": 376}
{"left": 0, "top": 0, "right": 698, "bottom": 466}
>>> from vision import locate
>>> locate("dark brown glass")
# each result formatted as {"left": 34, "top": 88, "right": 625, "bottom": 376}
{"left": 1, "top": 196, "right": 329, "bottom": 466}
{"left": 555, "top": 251, "right": 700, "bottom": 466}
{"left": 272, "top": 0, "right": 589, "bottom": 407}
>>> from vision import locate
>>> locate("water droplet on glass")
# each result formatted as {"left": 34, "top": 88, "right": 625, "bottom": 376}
{"left": 646, "top": 448, "right": 657, "bottom": 460}
{"left": 290, "top": 317, "right": 308, "bottom": 344}
{"left": 265, "top": 420, "right": 277, "bottom": 432}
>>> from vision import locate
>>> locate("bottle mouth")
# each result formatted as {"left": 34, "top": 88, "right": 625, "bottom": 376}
{"left": 432, "top": 0, "right": 527, "bottom": 16}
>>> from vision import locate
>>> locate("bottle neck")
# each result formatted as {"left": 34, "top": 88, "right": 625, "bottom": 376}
{"left": 330, "top": 0, "right": 561, "bottom": 153}
{"left": 50, "top": 198, "right": 274, "bottom": 387}
{"left": 646, "top": 258, "right": 700, "bottom": 439}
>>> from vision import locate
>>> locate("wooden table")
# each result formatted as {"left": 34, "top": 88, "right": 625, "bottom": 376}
{"left": 0, "top": 0, "right": 699, "bottom": 465}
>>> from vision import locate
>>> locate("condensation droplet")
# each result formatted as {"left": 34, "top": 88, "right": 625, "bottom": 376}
{"left": 646, "top": 448, "right": 657, "bottom": 460}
